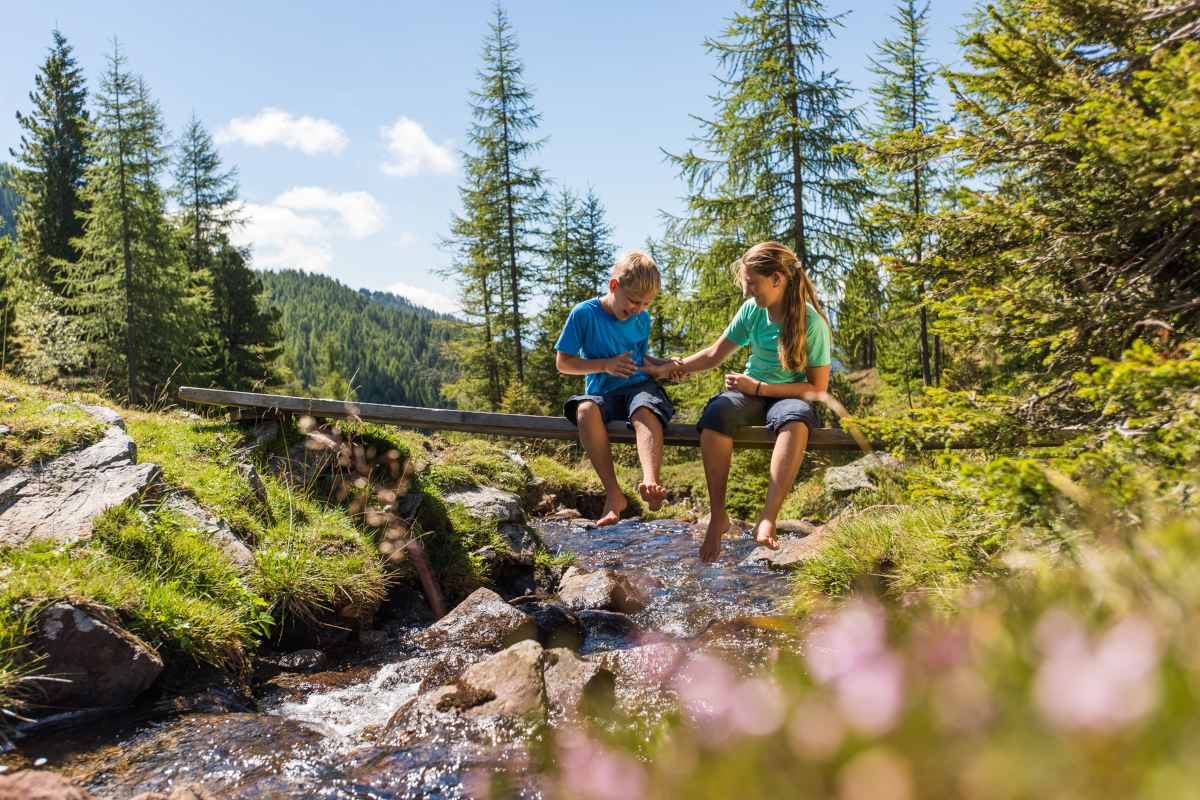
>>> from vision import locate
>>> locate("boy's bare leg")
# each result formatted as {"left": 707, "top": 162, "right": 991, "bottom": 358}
{"left": 631, "top": 407, "right": 667, "bottom": 512}
{"left": 698, "top": 428, "right": 734, "bottom": 563}
{"left": 576, "top": 401, "right": 626, "bottom": 526}
{"left": 752, "top": 421, "right": 809, "bottom": 550}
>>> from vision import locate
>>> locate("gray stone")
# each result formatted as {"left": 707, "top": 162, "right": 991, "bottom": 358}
{"left": 270, "top": 440, "right": 334, "bottom": 487}
{"left": 29, "top": 600, "right": 163, "bottom": 709}
{"left": 0, "top": 425, "right": 9, "bottom": 436}
{"left": 239, "top": 420, "right": 280, "bottom": 454}
{"left": 442, "top": 485, "right": 526, "bottom": 523}
{"left": 499, "top": 522, "right": 537, "bottom": 555}
{"left": 558, "top": 566, "right": 647, "bottom": 615}
{"left": 78, "top": 404, "right": 125, "bottom": 430}
{"left": 548, "top": 507, "right": 581, "bottom": 520}
{"left": 742, "top": 532, "right": 831, "bottom": 569}
{"left": 279, "top": 648, "right": 328, "bottom": 674}
{"left": 237, "top": 461, "right": 269, "bottom": 506}
{"left": 576, "top": 609, "right": 636, "bottom": 638}
{"left": 0, "top": 427, "right": 160, "bottom": 547}
{"left": 776, "top": 518, "right": 823, "bottom": 536}
{"left": 414, "top": 587, "right": 536, "bottom": 651}
{"left": 164, "top": 494, "right": 254, "bottom": 569}
{"left": 502, "top": 449, "right": 528, "bottom": 470}
{"left": 524, "top": 602, "right": 586, "bottom": 650}
{"left": 824, "top": 452, "right": 905, "bottom": 496}
{"left": 458, "top": 639, "right": 547, "bottom": 721}
{"left": 569, "top": 518, "right": 597, "bottom": 530}
{"left": 544, "top": 647, "right": 616, "bottom": 715}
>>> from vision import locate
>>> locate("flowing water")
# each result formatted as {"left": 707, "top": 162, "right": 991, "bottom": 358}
{"left": 9, "top": 518, "right": 804, "bottom": 799}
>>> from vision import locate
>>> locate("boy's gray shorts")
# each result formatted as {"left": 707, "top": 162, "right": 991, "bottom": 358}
{"left": 695, "top": 390, "right": 823, "bottom": 437}
{"left": 564, "top": 380, "right": 675, "bottom": 428}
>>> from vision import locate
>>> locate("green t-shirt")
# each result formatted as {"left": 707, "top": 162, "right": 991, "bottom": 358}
{"left": 723, "top": 299, "right": 832, "bottom": 384}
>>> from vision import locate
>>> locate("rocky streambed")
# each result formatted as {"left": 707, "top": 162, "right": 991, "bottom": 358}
{"left": 5, "top": 516, "right": 809, "bottom": 799}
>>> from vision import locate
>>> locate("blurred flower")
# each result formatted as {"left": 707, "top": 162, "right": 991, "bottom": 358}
{"left": 837, "top": 747, "right": 913, "bottom": 800}
{"left": 670, "top": 655, "right": 786, "bottom": 743}
{"left": 788, "top": 699, "right": 845, "bottom": 761}
{"left": 557, "top": 730, "right": 647, "bottom": 800}
{"left": 806, "top": 600, "right": 905, "bottom": 735}
{"left": 1033, "top": 609, "right": 1161, "bottom": 732}
{"left": 931, "top": 666, "right": 993, "bottom": 733}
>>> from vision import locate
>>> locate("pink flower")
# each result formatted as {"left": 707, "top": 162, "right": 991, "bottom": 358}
{"left": 557, "top": 730, "right": 648, "bottom": 800}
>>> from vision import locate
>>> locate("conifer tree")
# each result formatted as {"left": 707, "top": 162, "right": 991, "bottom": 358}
{"left": 8, "top": 30, "right": 92, "bottom": 295}
{"left": 174, "top": 114, "right": 240, "bottom": 276}
{"left": 67, "top": 42, "right": 203, "bottom": 404}
{"left": 666, "top": 0, "right": 868, "bottom": 341}
{"left": 209, "top": 242, "right": 281, "bottom": 391}
{"left": 0, "top": 238, "right": 20, "bottom": 371}
{"left": 834, "top": 259, "right": 886, "bottom": 371}
{"left": 443, "top": 4, "right": 545, "bottom": 408}
{"left": 865, "top": 0, "right": 941, "bottom": 386}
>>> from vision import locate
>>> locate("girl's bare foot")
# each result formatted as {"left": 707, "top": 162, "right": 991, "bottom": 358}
{"left": 597, "top": 492, "right": 628, "bottom": 526}
{"left": 754, "top": 518, "right": 780, "bottom": 550}
{"left": 637, "top": 481, "right": 667, "bottom": 512}
{"left": 699, "top": 511, "right": 728, "bottom": 562}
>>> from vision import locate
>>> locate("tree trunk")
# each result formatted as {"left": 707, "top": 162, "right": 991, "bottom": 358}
{"left": 115, "top": 85, "right": 138, "bottom": 406}
{"left": 783, "top": 1, "right": 806, "bottom": 270}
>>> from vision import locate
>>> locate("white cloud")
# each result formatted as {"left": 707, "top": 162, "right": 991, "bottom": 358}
{"left": 383, "top": 281, "right": 459, "bottom": 316}
{"left": 380, "top": 117, "right": 456, "bottom": 178}
{"left": 394, "top": 233, "right": 418, "bottom": 247}
{"left": 216, "top": 108, "right": 348, "bottom": 155}
{"left": 231, "top": 187, "right": 387, "bottom": 273}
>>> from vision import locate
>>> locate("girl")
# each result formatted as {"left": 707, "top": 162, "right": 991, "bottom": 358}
{"left": 669, "top": 241, "right": 832, "bottom": 563}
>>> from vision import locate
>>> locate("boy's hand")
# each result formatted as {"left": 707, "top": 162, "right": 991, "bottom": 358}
{"left": 666, "top": 357, "right": 688, "bottom": 381}
{"left": 603, "top": 351, "right": 639, "bottom": 379}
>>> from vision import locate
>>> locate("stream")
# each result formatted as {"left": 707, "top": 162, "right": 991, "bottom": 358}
{"left": 9, "top": 518, "right": 804, "bottom": 799}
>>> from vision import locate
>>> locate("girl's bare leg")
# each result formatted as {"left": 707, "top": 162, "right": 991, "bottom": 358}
{"left": 699, "top": 427, "right": 734, "bottom": 562}
{"left": 631, "top": 407, "right": 667, "bottom": 511}
{"left": 753, "top": 421, "right": 809, "bottom": 549}
{"left": 577, "top": 401, "right": 626, "bottom": 525}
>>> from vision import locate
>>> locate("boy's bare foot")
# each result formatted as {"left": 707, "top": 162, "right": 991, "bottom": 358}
{"left": 597, "top": 492, "right": 628, "bottom": 526}
{"left": 637, "top": 481, "right": 667, "bottom": 512}
{"left": 699, "top": 511, "right": 728, "bottom": 563}
{"left": 754, "top": 519, "right": 780, "bottom": 550}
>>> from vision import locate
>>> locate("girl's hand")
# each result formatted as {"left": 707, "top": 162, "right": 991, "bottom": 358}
{"left": 604, "top": 351, "right": 639, "bottom": 378}
{"left": 662, "top": 357, "right": 688, "bottom": 382}
{"left": 724, "top": 373, "right": 757, "bottom": 394}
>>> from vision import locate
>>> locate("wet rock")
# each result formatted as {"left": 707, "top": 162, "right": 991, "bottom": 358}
{"left": 569, "top": 518, "right": 597, "bottom": 530}
{"left": 475, "top": 544, "right": 501, "bottom": 578}
{"left": 825, "top": 452, "right": 904, "bottom": 495}
{"left": 693, "top": 616, "right": 807, "bottom": 659}
{"left": 499, "top": 522, "right": 538, "bottom": 555}
{"left": 742, "top": 533, "right": 830, "bottom": 569}
{"left": 269, "top": 440, "right": 334, "bottom": 487}
{"left": 536, "top": 563, "right": 565, "bottom": 595}
{"left": 377, "top": 586, "right": 434, "bottom": 627}
{"left": 456, "top": 639, "right": 547, "bottom": 721}
{"left": 414, "top": 587, "right": 536, "bottom": 651}
{"left": 250, "top": 657, "right": 283, "bottom": 683}
{"left": 0, "top": 770, "right": 95, "bottom": 799}
{"left": 273, "top": 609, "right": 352, "bottom": 651}
{"left": 522, "top": 476, "right": 548, "bottom": 509}
{"left": 153, "top": 673, "right": 255, "bottom": 715}
{"left": 548, "top": 507, "right": 581, "bottom": 520}
{"left": 28, "top": 600, "right": 163, "bottom": 710}
{"left": 238, "top": 420, "right": 279, "bottom": 454}
{"left": 130, "top": 784, "right": 216, "bottom": 800}
{"left": 358, "top": 629, "right": 387, "bottom": 647}
{"left": 163, "top": 494, "right": 254, "bottom": 568}
{"left": 576, "top": 609, "right": 637, "bottom": 642}
{"left": 776, "top": 517, "right": 824, "bottom": 536}
{"left": 524, "top": 602, "right": 585, "bottom": 650}
{"left": 558, "top": 566, "right": 647, "bottom": 615}
{"left": 442, "top": 485, "right": 526, "bottom": 523}
{"left": 544, "top": 647, "right": 616, "bottom": 715}
{"left": 0, "top": 426, "right": 161, "bottom": 547}
{"left": 278, "top": 648, "right": 328, "bottom": 674}
{"left": 588, "top": 641, "right": 684, "bottom": 687}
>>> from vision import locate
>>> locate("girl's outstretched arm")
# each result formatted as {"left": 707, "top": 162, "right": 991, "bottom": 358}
{"left": 669, "top": 335, "right": 741, "bottom": 379}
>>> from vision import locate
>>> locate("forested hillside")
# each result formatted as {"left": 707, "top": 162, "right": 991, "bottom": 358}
{"left": 259, "top": 270, "right": 455, "bottom": 407}
{"left": 357, "top": 287, "right": 456, "bottom": 322}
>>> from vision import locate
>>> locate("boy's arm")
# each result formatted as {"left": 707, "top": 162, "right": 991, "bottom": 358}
{"left": 556, "top": 350, "right": 639, "bottom": 379}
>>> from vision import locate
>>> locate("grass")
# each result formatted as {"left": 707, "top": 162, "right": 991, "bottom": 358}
{"left": 0, "top": 374, "right": 108, "bottom": 470}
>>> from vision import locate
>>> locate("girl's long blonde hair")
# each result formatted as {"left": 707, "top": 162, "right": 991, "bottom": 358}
{"left": 732, "top": 241, "right": 831, "bottom": 372}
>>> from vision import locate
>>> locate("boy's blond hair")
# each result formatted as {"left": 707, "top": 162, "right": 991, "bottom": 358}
{"left": 610, "top": 252, "right": 661, "bottom": 297}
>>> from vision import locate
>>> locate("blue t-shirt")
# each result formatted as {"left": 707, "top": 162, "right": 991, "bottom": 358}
{"left": 555, "top": 296, "right": 652, "bottom": 396}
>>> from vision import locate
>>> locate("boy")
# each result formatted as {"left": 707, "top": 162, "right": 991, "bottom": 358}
{"left": 555, "top": 252, "right": 681, "bottom": 526}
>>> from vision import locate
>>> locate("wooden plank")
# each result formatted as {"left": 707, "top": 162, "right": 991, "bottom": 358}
{"left": 179, "top": 386, "right": 884, "bottom": 451}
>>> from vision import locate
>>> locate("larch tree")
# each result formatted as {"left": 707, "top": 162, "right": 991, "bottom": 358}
{"left": 67, "top": 42, "right": 203, "bottom": 405}
{"left": 666, "top": 0, "right": 869, "bottom": 346}
{"left": 8, "top": 29, "right": 92, "bottom": 295}
{"left": 865, "top": 0, "right": 942, "bottom": 386}
{"left": 443, "top": 4, "right": 546, "bottom": 409}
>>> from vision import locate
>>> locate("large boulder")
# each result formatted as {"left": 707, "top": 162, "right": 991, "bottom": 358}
{"left": 0, "top": 771, "right": 95, "bottom": 800}
{"left": 557, "top": 566, "right": 647, "bottom": 615}
{"left": 544, "top": 647, "right": 615, "bottom": 715}
{"left": 524, "top": 602, "right": 586, "bottom": 650}
{"left": 499, "top": 522, "right": 537, "bottom": 555}
{"left": 824, "top": 452, "right": 905, "bottom": 496}
{"left": 28, "top": 600, "right": 163, "bottom": 709}
{"left": 413, "top": 588, "right": 536, "bottom": 651}
{"left": 455, "top": 639, "right": 547, "bottom": 720}
{"left": 0, "top": 426, "right": 160, "bottom": 547}
{"left": 742, "top": 533, "right": 830, "bottom": 570}
{"left": 442, "top": 486, "right": 526, "bottom": 524}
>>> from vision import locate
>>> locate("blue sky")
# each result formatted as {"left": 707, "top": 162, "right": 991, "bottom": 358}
{"left": 2, "top": 0, "right": 977, "bottom": 315}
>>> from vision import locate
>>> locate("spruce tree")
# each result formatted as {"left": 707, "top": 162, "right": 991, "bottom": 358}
{"left": 0, "top": 238, "right": 20, "bottom": 371}
{"left": 210, "top": 242, "right": 281, "bottom": 391}
{"left": 666, "top": 0, "right": 869, "bottom": 343}
{"left": 8, "top": 30, "right": 92, "bottom": 295}
{"left": 174, "top": 114, "right": 240, "bottom": 276}
{"left": 865, "top": 0, "right": 941, "bottom": 386}
{"left": 834, "top": 259, "right": 886, "bottom": 371}
{"left": 67, "top": 42, "right": 203, "bottom": 405}
{"left": 443, "top": 4, "right": 545, "bottom": 408}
